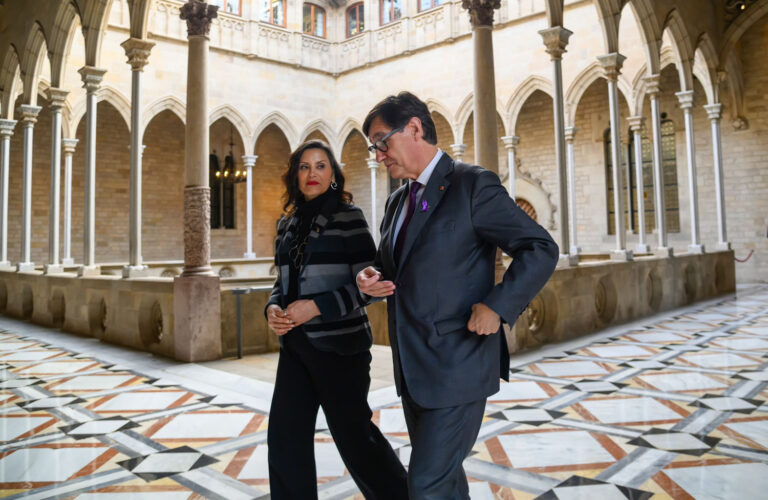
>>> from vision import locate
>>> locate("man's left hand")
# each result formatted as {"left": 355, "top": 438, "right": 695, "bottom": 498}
{"left": 284, "top": 299, "right": 321, "bottom": 326}
{"left": 467, "top": 303, "right": 501, "bottom": 335}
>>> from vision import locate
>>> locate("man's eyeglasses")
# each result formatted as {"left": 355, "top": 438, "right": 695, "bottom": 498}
{"left": 367, "top": 127, "right": 404, "bottom": 154}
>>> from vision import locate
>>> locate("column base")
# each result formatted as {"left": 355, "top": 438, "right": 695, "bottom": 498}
{"left": 0, "top": 261, "right": 13, "bottom": 271}
{"left": 635, "top": 243, "right": 651, "bottom": 254}
{"left": 122, "top": 265, "right": 149, "bottom": 278}
{"left": 556, "top": 253, "right": 579, "bottom": 268}
{"left": 17, "top": 262, "right": 35, "bottom": 272}
{"left": 653, "top": 247, "right": 674, "bottom": 258}
{"left": 173, "top": 274, "right": 222, "bottom": 362}
{"left": 44, "top": 264, "right": 64, "bottom": 275}
{"left": 688, "top": 244, "right": 706, "bottom": 254}
{"left": 77, "top": 265, "right": 101, "bottom": 277}
{"left": 61, "top": 257, "right": 75, "bottom": 266}
{"left": 569, "top": 246, "right": 582, "bottom": 255}
{"left": 243, "top": 252, "right": 256, "bottom": 259}
{"left": 610, "top": 249, "right": 634, "bottom": 262}
{"left": 715, "top": 242, "right": 731, "bottom": 251}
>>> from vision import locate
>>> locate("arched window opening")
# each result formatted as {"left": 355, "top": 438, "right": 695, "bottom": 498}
{"left": 380, "top": 0, "right": 402, "bottom": 25}
{"left": 418, "top": 0, "right": 444, "bottom": 12}
{"left": 347, "top": 3, "right": 365, "bottom": 37}
{"left": 260, "top": 0, "right": 286, "bottom": 26}
{"left": 303, "top": 3, "right": 326, "bottom": 37}
{"left": 516, "top": 198, "right": 538, "bottom": 222}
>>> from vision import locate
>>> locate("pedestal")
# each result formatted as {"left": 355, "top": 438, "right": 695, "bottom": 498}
{"left": 173, "top": 274, "right": 222, "bottom": 362}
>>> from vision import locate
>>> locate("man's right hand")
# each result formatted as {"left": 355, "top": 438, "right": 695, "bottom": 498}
{"left": 356, "top": 266, "right": 396, "bottom": 297}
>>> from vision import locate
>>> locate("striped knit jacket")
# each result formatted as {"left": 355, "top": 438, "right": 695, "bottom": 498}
{"left": 266, "top": 202, "right": 376, "bottom": 353}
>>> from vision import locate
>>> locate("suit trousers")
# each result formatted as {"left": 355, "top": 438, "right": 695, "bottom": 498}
{"left": 268, "top": 329, "right": 408, "bottom": 500}
{"left": 401, "top": 388, "right": 486, "bottom": 499}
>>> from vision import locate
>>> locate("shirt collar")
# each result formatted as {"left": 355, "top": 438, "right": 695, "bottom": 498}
{"left": 410, "top": 149, "right": 443, "bottom": 188}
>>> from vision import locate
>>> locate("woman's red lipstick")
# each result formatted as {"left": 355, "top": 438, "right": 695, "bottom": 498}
{"left": 307, "top": 181, "right": 320, "bottom": 186}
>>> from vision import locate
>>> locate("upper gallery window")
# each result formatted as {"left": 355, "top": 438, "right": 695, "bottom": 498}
{"left": 260, "top": 0, "right": 286, "bottom": 26}
{"left": 210, "top": 0, "right": 241, "bottom": 15}
{"left": 418, "top": 0, "right": 444, "bottom": 12}
{"left": 347, "top": 3, "right": 365, "bottom": 37}
{"left": 303, "top": 3, "right": 326, "bottom": 37}
{"left": 380, "top": 0, "right": 402, "bottom": 25}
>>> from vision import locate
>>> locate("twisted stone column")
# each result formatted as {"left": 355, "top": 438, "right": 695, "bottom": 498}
{"left": 501, "top": 135, "right": 518, "bottom": 199}
{"left": 122, "top": 38, "right": 155, "bottom": 278}
{"left": 598, "top": 53, "right": 632, "bottom": 261}
{"left": 541, "top": 26, "right": 576, "bottom": 266}
{"left": 704, "top": 103, "right": 729, "bottom": 250}
{"left": 627, "top": 116, "right": 649, "bottom": 253}
{"left": 18, "top": 105, "right": 42, "bottom": 272}
{"left": 45, "top": 89, "right": 69, "bottom": 274}
{"left": 0, "top": 119, "right": 16, "bottom": 268}
{"left": 645, "top": 75, "right": 672, "bottom": 257}
{"left": 676, "top": 90, "right": 704, "bottom": 254}
{"left": 564, "top": 127, "right": 580, "bottom": 255}
{"left": 61, "top": 139, "right": 78, "bottom": 265}
{"left": 175, "top": 0, "right": 222, "bottom": 363}
{"left": 78, "top": 66, "right": 107, "bottom": 276}
{"left": 242, "top": 154, "right": 257, "bottom": 258}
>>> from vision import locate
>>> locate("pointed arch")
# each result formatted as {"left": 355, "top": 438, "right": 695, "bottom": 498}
{"left": 627, "top": 0, "right": 662, "bottom": 75}
{"left": 70, "top": 85, "right": 131, "bottom": 133}
{"left": 299, "top": 119, "right": 337, "bottom": 154}
{"left": 336, "top": 118, "right": 364, "bottom": 156}
{"left": 719, "top": 0, "right": 768, "bottom": 68}
{"left": 20, "top": 21, "right": 49, "bottom": 106}
{"left": 454, "top": 93, "right": 475, "bottom": 145}
{"left": 48, "top": 0, "right": 82, "bottom": 88}
{"left": 210, "top": 104, "right": 251, "bottom": 154}
{"left": 142, "top": 95, "right": 186, "bottom": 131}
{"left": 593, "top": 0, "right": 622, "bottom": 54}
{"left": 82, "top": 0, "right": 115, "bottom": 67}
{"left": 506, "top": 76, "right": 554, "bottom": 135}
{"left": 425, "top": 98, "right": 457, "bottom": 143}
{"left": 252, "top": 111, "right": 299, "bottom": 153}
{"left": 544, "top": 0, "right": 564, "bottom": 27}
{"left": 128, "top": 0, "right": 153, "bottom": 39}
{"left": 0, "top": 44, "right": 21, "bottom": 119}
{"left": 693, "top": 33, "right": 719, "bottom": 104}
{"left": 565, "top": 63, "right": 603, "bottom": 126}
{"left": 662, "top": 8, "right": 694, "bottom": 91}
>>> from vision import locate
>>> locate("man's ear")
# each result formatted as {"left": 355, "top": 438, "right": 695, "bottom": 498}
{"left": 409, "top": 116, "right": 424, "bottom": 142}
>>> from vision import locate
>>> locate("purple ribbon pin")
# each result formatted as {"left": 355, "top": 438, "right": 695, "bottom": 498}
{"left": 421, "top": 200, "right": 429, "bottom": 212}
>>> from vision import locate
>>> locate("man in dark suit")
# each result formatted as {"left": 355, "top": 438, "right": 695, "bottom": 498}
{"left": 357, "top": 92, "right": 559, "bottom": 499}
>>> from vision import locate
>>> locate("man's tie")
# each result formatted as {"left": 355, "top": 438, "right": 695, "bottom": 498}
{"left": 394, "top": 181, "right": 421, "bottom": 263}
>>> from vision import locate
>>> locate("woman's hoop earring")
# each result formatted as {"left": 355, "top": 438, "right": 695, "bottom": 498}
{"left": 330, "top": 181, "right": 338, "bottom": 190}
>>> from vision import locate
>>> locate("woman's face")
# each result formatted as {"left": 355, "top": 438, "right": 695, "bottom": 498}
{"left": 297, "top": 148, "right": 334, "bottom": 201}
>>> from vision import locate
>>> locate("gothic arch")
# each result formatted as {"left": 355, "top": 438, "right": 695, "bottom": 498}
{"left": 661, "top": 8, "right": 695, "bottom": 92}
{"left": 506, "top": 75, "right": 553, "bottom": 135}
{"left": 592, "top": 0, "right": 622, "bottom": 54}
{"left": 454, "top": 93, "right": 475, "bottom": 145}
{"left": 252, "top": 111, "right": 299, "bottom": 153}
{"left": 299, "top": 119, "right": 337, "bottom": 153}
{"left": 128, "top": 0, "right": 153, "bottom": 39}
{"left": 142, "top": 95, "right": 186, "bottom": 132}
{"left": 0, "top": 45, "right": 21, "bottom": 119}
{"left": 719, "top": 0, "right": 768, "bottom": 67}
{"left": 70, "top": 85, "right": 131, "bottom": 133}
{"left": 48, "top": 0, "right": 82, "bottom": 88}
{"left": 565, "top": 63, "right": 602, "bottom": 126}
{"left": 81, "top": 0, "right": 115, "bottom": 67}
{"left": 210, "top": 104, "right": 251, "bottom": 154}
{"left": 425, "top": 98, "right": 456, "bottom": 142}
{"left": 20, "top": 21, "right": 49, "bottom": 106}
{"left": 693, "top": 33, "right": 719, "bottom": 104}
{"left": 626, "top": 0, "right": 662, "bottom": 75}
{"left": 336, "top": 118, "right": 364, "bottom": 156}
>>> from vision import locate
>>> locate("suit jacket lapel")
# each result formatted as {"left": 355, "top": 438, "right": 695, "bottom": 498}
{"left": 396, "top": 154, "right": 454, "bottom": 276}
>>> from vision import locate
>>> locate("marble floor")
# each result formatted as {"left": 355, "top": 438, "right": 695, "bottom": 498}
{"left": 1, "top": 286, "right": 767, "bottom": 499}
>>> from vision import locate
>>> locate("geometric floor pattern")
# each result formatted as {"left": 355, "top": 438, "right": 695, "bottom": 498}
{"left": 1, "top": 285, "right": 767, "bottom": 499}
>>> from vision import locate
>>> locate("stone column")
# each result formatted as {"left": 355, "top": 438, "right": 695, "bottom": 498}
{"left": 598, "top": 53, "right": 632, "bottom": 261}
{"left": 121, "top": 38, "right": 155, "bottom": 278}
{"left": 627, "top": 116, "right": 649, "bottom": 253}
{"left": 462, "top": 0, "right": 500, "bottom": 174}
{"left": 367, "top": 157, "right": 379, "bottom": 235}
{"left": 449, "top": 143, "right": 466, "bottom": 163}
{"left": 77, "top": 66, "right": 107, "bottom": 276}
{"left": 18, "top": 105, "right": 42, "bottom": 272}
{"left": 501, "top": 135, "right": 519, "bottom": 199}
{"left": 676, "top": 90, "right": 704, "bottom": 254}
{"left": 242, "top": 154, "right": 257, "bottom": 258}
{"left": 44, "top": 89, "right": 69, "bottom": 274}
{"left": 175, "top": 0, "right": 222, "bottom": 363}
{"left": 541, "top": 26, "right": 576, "bottom": 266}
{"left": 644, "top": 75, "right": 672, "bottom": 257}
{"left": 0, "top": 119, "right": 16, "bottom": 268}
{"left": 704, "top": 103, "right": 730, "bottom": 250}
{"left": 61, "top": 139, "right": 78, "bottom": 266}
{"left": 564, "top": 127, "right": 580, "bottom": 255}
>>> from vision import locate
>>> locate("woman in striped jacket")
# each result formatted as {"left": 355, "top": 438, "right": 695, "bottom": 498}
{"left": 265, "top": 139, "right": 407, "bottom": 499}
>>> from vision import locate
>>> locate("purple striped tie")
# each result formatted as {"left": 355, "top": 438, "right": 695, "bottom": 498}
{"left": 394, "top": 181, "right": 421, "bottom": 263}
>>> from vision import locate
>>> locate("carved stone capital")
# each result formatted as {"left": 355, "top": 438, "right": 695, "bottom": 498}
{"left": 644, "top": 74, "right": 661, "bottom": 96}
{"left": 461, "top": 0, "right": 500, "bottom": 27}
{"left": 500, "top": 136, "right": 519, "bottom": 150}
{"left": 704, "top": 103, "right": 722, "bottom": 121}
{"left": 0, "top": 119, "right": 17, "bottom": 137}
{"left": 183, "top": 185, "right": 212, "bottom": 274}
{"left": 366, "top": 158, "right": 379, "bottom": 170}
{"left": 62, "top": 138, "right": 79, "bottom": 155}
{"left": 563, "top": 127, "right": 577, "bottom": 143}
{"left": 78, "top": 66, "right": 107, "bottom": 93}
{"left": 180, "top": 0, "right": 219, "bottom": 38}
{"left": 450, "top": 143, "right": 467, "bottom": 157}
{"left": 627, "top": 116, "right": 645, "bottom": 132}
{"left": 47, "top": 88, "right": 69, "bottom": 110}
{"left": 121, "top": 38, "right": 155, "bottom": 71}
{"left": 241, "top": 155, "right": 258, "bottom": 168}
{"left": 597, "top": 53, "right": 626, "bottom": 81}
{"left": 675, "top": 90, "right": 695, "bottom": 110}
{"left": 538, "top": 27, "right": 573, "bottom": 60}
{"left": 732, "top": 115, "right": 749, "bottom": 130}
{"left": 18, "top": 105, "right": 42, "bottom": 125}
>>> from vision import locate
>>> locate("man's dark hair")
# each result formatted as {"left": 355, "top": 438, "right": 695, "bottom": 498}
{"left": 363, "top": 91, "right": 437, "bottom": 145}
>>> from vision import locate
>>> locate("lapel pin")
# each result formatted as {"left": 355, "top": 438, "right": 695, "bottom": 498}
{"left": 421, "top": 200, "right": 429, "bottom": 212}
{"left": 439, "top": 185, "right": 444, "bottom": 191}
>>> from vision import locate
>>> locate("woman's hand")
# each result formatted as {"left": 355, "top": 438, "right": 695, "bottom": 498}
{"left": 284, "top": 300, "right": 321, "bottom": 327}
{"left": 267, "top": 304, "right": 294, "bottom": 336}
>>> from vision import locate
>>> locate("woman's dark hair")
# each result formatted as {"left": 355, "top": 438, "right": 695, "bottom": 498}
{"left": 282, "top": 139, "right": 353, "bottom": 213}
{"left": 363, "top": 91, "right": 437, "bottom": 145}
